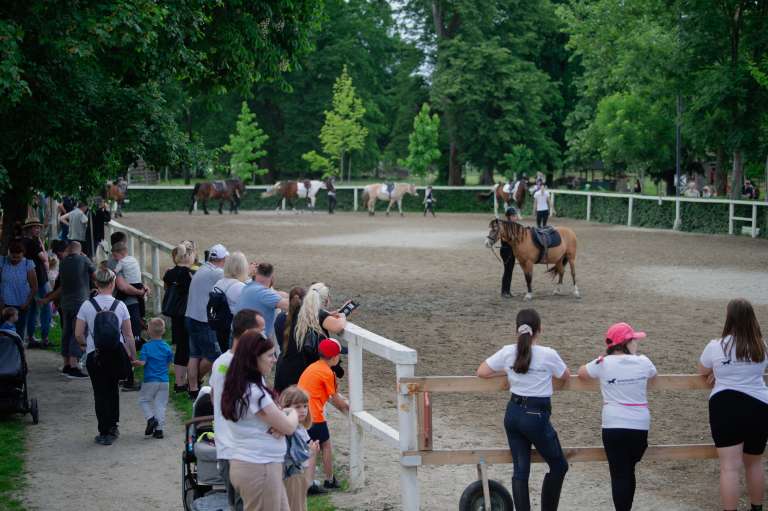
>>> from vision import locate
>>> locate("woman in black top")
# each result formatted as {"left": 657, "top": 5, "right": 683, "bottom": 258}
{"left": 162, "top": 242, "right": 195, "bottom": 393}
{"left": 274, "top": 287, "right": 306, "bottom": 392}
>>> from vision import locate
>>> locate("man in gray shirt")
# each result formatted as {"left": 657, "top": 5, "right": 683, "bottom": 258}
{"left": 60, "top": 202, "right": 89, "bottom": 249}
{"left": 185, "top": 244, "right": 228, "bottom": 399}
{"left": 43, "top": 241, "right": 94, "bottom": 378}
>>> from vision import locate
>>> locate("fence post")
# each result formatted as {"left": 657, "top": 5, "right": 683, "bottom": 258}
{"left": 353, "top": 188, "right": 358, "bottom": 212}
{"left": 674, "top": 198, "right": 681, "bottom": 230}
{"left": 728, "top": 202, "right": 735, "bottom": 235}
{"left": 397, "top": 363, "right": 419, "bottom": 511}
{"left": 627, "top": 196, "right": 634, "bottom": 227}
{"left": 586, "top": 195, "right": 592, "bottom": 222}
{"left": 128, "top": 235, "right": 135, "bottom": 257}
{"left": 281, "top": 197, "right": 286, "bottom": 211}
{"left": 752, "top": 203, "right": 758, "bottom": 238}
{"left": 151, "top": 246, "right": 161, "bottom": 314}
{"left": 138, "top": 240, "right": 146, "bottom": 273}
{"left": 348, "top": 336, "right": 365, "bottom": 489}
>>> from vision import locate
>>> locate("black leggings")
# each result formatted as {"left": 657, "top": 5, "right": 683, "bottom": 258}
{"left": 171, "top": 315, "right": 189, "bottom": 366}
{"left": 536, "top": 210, "right": 550, "bottom": 227}
{"left": 602, "top": 428, "right": 648, "bottom": 511}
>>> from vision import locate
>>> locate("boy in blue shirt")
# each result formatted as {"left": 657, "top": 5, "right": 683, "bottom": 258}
{"left": 0, "top": 307, "right": 18, "bottom": 332}
{"left": 133, "top": 317, "right": 173, "bottom": 438}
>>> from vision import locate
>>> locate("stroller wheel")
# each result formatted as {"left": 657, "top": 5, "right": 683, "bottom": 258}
{"left": 30, "top": 398, "right": 39, "bottom": 424}
{"left": 182, "top": 454, "right": 195, "bottom": 511}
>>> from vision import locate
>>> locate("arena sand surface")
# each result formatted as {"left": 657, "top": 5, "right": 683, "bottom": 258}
{"left": 119, "top": 210, "right": 768, "bottom": 510}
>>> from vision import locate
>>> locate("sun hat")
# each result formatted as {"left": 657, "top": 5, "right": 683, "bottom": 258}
{"left": 22, "top": 216, "right": 43, "bottom": 229}
{"left": 208, "top": 244, "right": 229, "bottom": 260}
{"left": 318, "top": 338, "right": 348, "bottom": 358}
{"left": 605, "top": 322, "right": 646, "bottom": 348}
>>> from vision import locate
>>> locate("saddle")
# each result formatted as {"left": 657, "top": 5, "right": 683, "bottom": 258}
{"left": 529, "top": 226, "right": 561, "bottom": 263}
{"left": 212, "top": 180, "right": 226, "bottom": 193}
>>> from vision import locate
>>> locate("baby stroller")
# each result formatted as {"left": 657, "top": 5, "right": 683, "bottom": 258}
{"left": 182, "top": 387, "right": 228, "bottom": 511}
{"left": 0, "top": 328, "right": 39, "bottom": 424}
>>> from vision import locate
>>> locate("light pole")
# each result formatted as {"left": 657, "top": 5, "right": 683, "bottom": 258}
{"left": 673, "top": 12, "right": 687, "bottom": 230}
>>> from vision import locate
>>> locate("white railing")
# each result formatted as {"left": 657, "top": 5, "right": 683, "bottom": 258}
{"left": 105, "top": 220, "right": 175, "bottom": 314}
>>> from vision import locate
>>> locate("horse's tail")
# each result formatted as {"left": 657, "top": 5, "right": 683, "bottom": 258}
{"left": 361, "top": 189, "right": 369, "bottom": 208}
{"left": 192, "top": 183, "right": 201, "bottom": 199}
{"left": 545, "top": 254, "right": 568, "bottom": 279}
{"left": 477, "top": 190, "right": 494, "bottom": 202}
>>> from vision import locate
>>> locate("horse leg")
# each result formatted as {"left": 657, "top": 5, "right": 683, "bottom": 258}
{"left": 522, "top": 261, "right": 534, "bottom": 301}
{"left": 386, "top": 200, "right": 391, "bottom": 216}
{"left": 189, "top": 197, "right": 195, "bottom": 214}
{"left": 553, "top": 262, "right": 565, "bottom": 295}
{"left": 399, "top": 199, "right": 404, "bottom": 217}
{"left": 203, "top": 199, "right": 209, "bottom": 215}
{"left": 569, "top": 255, "right": 580, "bottom": 298}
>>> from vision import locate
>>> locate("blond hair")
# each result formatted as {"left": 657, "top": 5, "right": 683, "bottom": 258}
{"left": 294, "top": 282, "right": 329, "bottom": 348}
{"left": 95, "top": 261, "right": 116, "bottom": 288}
{"left": 224, "top": 251, "right": 249, "bottom": 282}
{"left": 279, "top": 385, "right": 312, "bottom": 428}
{"left": 148, "top": 317, "right": 166, "bottom": 339}
{"left": 172, "top": 242, "right": 196, "bottom": 266}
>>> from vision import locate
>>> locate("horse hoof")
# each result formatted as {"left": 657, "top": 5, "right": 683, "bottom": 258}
{"left": 523, "top": 293, "right": 533, "bottom": 301}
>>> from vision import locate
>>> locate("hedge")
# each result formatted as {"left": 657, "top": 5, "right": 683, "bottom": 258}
{"left": 122, "top": 187, "right": 767, "bottom": 238}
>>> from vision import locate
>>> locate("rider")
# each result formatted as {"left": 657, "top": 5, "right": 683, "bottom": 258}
{"left": 327, "top": 177, "right": 337, "bottom": 215}
{"left": 501, "top": 207, "right": 520, "bottom": 298}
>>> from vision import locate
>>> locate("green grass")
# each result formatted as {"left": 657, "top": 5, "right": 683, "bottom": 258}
{"left": 0, "top": 418, "right": 25, "bottom": 511}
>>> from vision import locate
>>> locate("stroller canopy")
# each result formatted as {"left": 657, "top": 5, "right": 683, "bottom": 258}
{"left": 0, "top": 329, "right": 23, "bottom": 379}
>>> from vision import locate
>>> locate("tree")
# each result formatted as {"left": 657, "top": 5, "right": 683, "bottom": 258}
{"left": 320, "top": 66, "right": 368, "bottom": 181}
{"left": 0, "top": 0, "right": 323, "bottom": 248}
{"left": 502, "top": 145, "right": 535, "bottom": 180}
{"left": 402, "top": 103, "right": 441, "bottom": 177}
{"left": 224, "top": 102, "right": 269, "bottom": 183}
{"left": 301, "top": 150, "right": 335, "bottom": 178}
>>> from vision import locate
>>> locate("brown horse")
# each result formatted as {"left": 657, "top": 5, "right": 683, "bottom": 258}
{"left": 103, "top": 179, "right": 128, "bottom": 218}
{"left": 189, "top": 179, "right": 245, "bottom": 215}
{"left": 477, "top": 180, "right": 528, "bottom": 216}
{"left": 485, "top": 218, "right": 579, "bottom": 300}
{"left": 260, "top": 179, "right": 328, "bottom": 212}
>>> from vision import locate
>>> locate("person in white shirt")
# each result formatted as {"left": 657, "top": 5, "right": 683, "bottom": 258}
{"left": 698, "top": 299, "right": 768, "bottom": 511}
{"left": 212, "top": 251, "right": 250, "bottom": 352}
{"left": 533, "top": 182, "right": 552, "bottom": 228}
{"left": 578, "top": 322, "right": 657, "bottom": 511}
{"left": 477, "top": 308, "right": 570, "bottom": 511}
{"left": 210, "top": 309, "right": 264, "bottom": 511}
{"left": 220, "top": 330, "right": 298, "bottom": 511}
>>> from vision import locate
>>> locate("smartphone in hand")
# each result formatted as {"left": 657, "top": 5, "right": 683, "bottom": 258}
{"left": 339, "top": 300, "right": 359, "bottom": 316}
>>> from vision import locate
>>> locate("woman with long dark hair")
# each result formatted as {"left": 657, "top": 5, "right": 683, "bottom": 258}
{"left": 699, "top": 298, "right": 768, "bottom": 511}
{"left": 477, "top": 308, "right": 570, "bottom": 511}
{"left": 274, "top": 287, "right": 307, "bottom": 392}
{"left": 221, "top": 331, "right": 298, "bottom": 511}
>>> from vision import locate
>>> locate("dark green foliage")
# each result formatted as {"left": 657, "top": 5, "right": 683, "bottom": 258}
{"left": 632, "top": 199, "right": 675, "bottom": 229}
{"left": 591, "top": 196, "right": 628, "bottom": 225}
{"left": 552, "top": 194, "right": 587, "bottom": 219}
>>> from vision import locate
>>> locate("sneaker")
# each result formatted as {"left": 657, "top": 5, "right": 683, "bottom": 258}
{"left": 94, "top": 435, "right": 113, "bottom": 446}
{"left": 307, "top": 484, "right": 328, "bottom": 496}
{"left": 501, "top": 292, "right": 513, "bottom": 298}
{"left": 145, "top": 417, "right": 158, "bottom": 436}
{"left": 108, "top": 426, "right": 120, "bottom": 438}
{"left": 61, "top": 365, "right": 72, "bottom": 375}
{"left": 152, "top": 429, "right": 164, "bottom": 439}
{"left": 121, "top": 382, "right": 141, "bottom": 392}
{"left": 67, "top": 368, "right": 89, "bottom": 379}
{"left": 323, "top": 477, "right": 341, "bottom": 490}
{"left": 188, "top": 389, "right": 199, "bottom": 400}
{"left": 174, "top": 384, "right": 188, "bottom": 394}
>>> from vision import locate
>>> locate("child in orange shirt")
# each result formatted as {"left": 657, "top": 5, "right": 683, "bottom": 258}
{"left": 298, "top": 338, "right": 350, "bottom": 494}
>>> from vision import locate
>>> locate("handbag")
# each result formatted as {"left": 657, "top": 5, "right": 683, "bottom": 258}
{"left": 162, "top": 282, "right": 187, "bottom": 317}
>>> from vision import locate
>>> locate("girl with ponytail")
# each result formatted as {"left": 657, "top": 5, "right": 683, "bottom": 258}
{"left": 162, "top": 241, "right": 196, "bottom": 392}
{"left": 294, "top": 282, "right": 349, "bottom": 365}
{"left": 274, "top": 287, "right": 307, "bottom": 392}
{"left": 477, "top": 308, "right": 570, "bottom": 511}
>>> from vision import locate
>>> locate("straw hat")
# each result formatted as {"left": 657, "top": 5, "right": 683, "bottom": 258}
{"left": 22, "top": 216, "right": 43, "bottom": 230}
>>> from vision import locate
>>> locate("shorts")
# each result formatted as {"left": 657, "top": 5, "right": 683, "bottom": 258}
{"left": 186, "top": 317, "right": 221, "bottom": 362}
{"left": 308, "top": 422, "right": 330, "bottom": 445}
{"left": 709, "top": 389, "right": 768, "bottom": 454}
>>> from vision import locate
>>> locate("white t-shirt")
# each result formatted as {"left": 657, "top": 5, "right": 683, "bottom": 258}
{"left": 211, "top": 350, "right": 235, "bottom": 460}
{"left": 75, "top": 294, "right": 131, "bottom": 354}
{"left": 114, "top": 255, "right": 142, "bottom": 284}
{"left": 533, "top": 189, "right": 550, "bottom": 212}
{"left": 700, "top": 336, "right": 768, "bottom": 404}
{"left": 225, "top": 380, "right": 286, "bottom": 464}
{"left": 586, "top": 354, "right": 657, "bottom": 430}
{"left": 213, "top": 278, "right": 245, "bottom": 310}
{"left": 485, "top": 344, "right": 568, "bottom": 397}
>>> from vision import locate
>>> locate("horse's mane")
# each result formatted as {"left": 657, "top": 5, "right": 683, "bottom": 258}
{"left": 496, "top": 218, "right": 528, "bottom": 242}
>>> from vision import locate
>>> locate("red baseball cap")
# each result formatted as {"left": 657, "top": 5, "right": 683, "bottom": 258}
{"left": 605, "top": 322, "right": 646, "bottom": 348}
{"left": 318, "top": 338, "right": 347, "bottom": 358}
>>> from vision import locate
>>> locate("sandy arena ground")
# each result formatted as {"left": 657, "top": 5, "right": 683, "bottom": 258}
{"left": 117, "top": 209, "right": 768, "bottom": 510}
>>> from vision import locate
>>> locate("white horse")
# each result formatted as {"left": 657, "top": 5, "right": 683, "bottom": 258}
{"left": 361, "top": 183, "right": 419, "bottom": 216}
{"left": 261, "top": 179, "right": 328, "bottom": 213}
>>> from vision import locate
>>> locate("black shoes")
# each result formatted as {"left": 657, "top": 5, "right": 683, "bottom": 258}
{"left": 121, "top": 381, "right": 141, "bottom": 392}
{"left": 307, "top": 484, "right": 328, "bottom": 495}
{"left": 67, "top": 368, "right": 89, "bottom": 379}
{"left": 174, "top": 384, "right": 188, "bottom": 394}
{"left": 145, "top": 417, "right": 158, "bottom": 436}
{"left": 188, "top": 389, "right": 199, "bottom": 400}
{"left": 153, "top": 429, "right": 164, "bottom": 439}
{"left": 541, "top": 472, "right": 565, "bottom": 511}
{"left": 512, "top": 480, "right": 530, "bottom": 511}
{"left": 94, "top": 435, "right": 113, "bottom": 446}
{"left": 108, "top": 426, "right": 120, "bottom": 438}
{"left": 323, "top": 476, "right": 341, "bottom": 490}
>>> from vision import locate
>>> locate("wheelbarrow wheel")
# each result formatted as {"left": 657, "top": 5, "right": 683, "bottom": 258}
{"left": 459, "top": 479, "right": 514, "bottom": 511}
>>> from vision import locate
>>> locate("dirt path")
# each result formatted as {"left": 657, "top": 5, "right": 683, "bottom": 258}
{"left": 22, "top": 349, "right": 183, "bottom": 511}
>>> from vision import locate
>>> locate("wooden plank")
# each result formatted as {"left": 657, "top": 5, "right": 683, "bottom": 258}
{"left": 351, "top": 411, "right": 400, "bottom": 450}
{"left": 404, "top": 444, "right": 728, "bottom": 466}
{"left": 342, "top": 323, "right": 417, "bottom": 365}
{"left": 399, "top": 374, "right": 723, "bottom": 394}
{"left": 416, "top": 392, "right": 433, "bottom": 451}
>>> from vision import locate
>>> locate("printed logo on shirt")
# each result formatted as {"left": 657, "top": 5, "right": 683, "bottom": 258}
{"left": 721, "top": 359, "right": 732, "bottom": 366}
{"left": 605, "top": 376, "right": 645, "bottom": 385}
{"left": 509, "top": 366, "right": 549, "bottom": 374}
{"left": 607, "top": 378, "right": 617, "bottom": 384}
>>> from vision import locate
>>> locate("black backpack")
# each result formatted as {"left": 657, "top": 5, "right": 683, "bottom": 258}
{"left": 90, "top": 298, "right": 122, "bottom": 351}
{"left": 207, "top": 286, "right": 233, "bottom": 333}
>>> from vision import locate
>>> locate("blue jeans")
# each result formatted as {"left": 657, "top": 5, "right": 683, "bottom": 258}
{"left": 25, "top": 283, "right": 51, "bottom": 341}
{"left": 504, "top": 397, "right": 568, "bottom": 482}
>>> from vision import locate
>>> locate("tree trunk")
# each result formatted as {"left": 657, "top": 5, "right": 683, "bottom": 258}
{"left": 184, "top": 107, "right": 193, "bottom": 185}
{"left": 339, "top": 151, "right": 345, "bottom": 182}
{"left": 714, "top": 147, "right": 727, "bottom": 196}
{"left": 480, "top": 168, "right": 493, "bottom": 185}
{"left": 0, "top": 191, "right": 26, "bottom": 254}
{"left": 764, "top": 152, "right": 767, "bottom": 202}
{"left": 448, "top": 142, "right": 463, "bottom": 185}
{"left": 348, "top": 153, "right": 353, "bottom": 183}
{"left": 731, "top": 149, "right": 743, "bottom": 199}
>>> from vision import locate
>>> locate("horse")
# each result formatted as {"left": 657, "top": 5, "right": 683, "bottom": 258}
{"left": 477, "top": 180, "right": 528, "bottom": 217}
{"left": 361, "top": 183, "right": 419, "bottom": 216}
{"left": 260, "top": 179, "right": 328, "bottom": 212}
{"left": 103, "top": 179, "right": 128, "bottom": 218}
{"left": 484, "top": 218, "right": 579, "bottom": 301}
{"left": 189, "top": 178, "right": 245, "bottom": 215}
